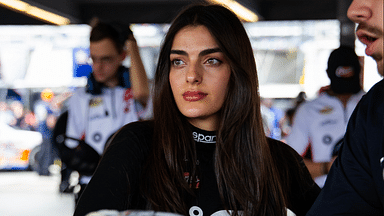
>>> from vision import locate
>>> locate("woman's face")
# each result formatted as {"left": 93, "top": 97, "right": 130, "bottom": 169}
{"left": 169, "top": 25, "right": 231, "bottom": 131}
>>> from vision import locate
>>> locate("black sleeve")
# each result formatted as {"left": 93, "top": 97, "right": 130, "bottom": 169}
{"left": 74, "top": 121, "right": 153, "bottom": 216}
{"left": 306, "top": 80, "right": 384, "bottom": 216}
{"left": 269, "top": 138, "right": 321, "bottom": 216}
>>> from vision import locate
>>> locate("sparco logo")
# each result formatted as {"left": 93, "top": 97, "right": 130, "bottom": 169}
{"left": 193, "top": 132, "right": 216, "bottom": 143}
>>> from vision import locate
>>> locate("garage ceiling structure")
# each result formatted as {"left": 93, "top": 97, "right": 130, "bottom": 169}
{"left": 0, "top": 0, "right": 355, "bottom": 46}
{"left": 0, "top": 0, "right": 354, "bottom": 25}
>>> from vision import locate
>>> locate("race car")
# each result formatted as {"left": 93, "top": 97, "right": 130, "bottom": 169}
{"left": 0, "top": 122, "right": 43, "bottom": 170}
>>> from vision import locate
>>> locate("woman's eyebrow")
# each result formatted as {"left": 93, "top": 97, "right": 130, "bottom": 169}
{"left": 170, "top": 48, "right": 222, "bottom": 57}
{"left": 170, "top": 50, "right": 187, "bottom": 56}
{"left": 199, "top": 48, "right": 221, "bottom": 57}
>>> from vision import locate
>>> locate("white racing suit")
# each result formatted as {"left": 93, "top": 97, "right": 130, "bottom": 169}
{"left": 65, "top": 86, "right": 139, "bottom": 184}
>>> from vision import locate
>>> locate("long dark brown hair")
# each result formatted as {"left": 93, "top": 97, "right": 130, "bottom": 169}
{"left": 143, "top": 4, "right": 287, "bottom": 216}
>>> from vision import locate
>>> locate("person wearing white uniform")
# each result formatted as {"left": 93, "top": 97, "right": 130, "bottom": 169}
{"left": 286, "top": 46, "right": 364, "bottom": 188}
{"left": 65, "top": 21, "right": 149, "bottom": 202}
{"left": 66, "top": 85, "right": 139, "bottom": 155}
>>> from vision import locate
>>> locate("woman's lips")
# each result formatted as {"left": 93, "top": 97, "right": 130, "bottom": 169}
{"left": 183, "top": 91, "right": 208, "bottom": 102}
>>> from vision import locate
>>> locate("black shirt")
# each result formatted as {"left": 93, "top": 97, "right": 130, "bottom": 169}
{"left": 74, "top": 121, "right": 320, "bottom": 216}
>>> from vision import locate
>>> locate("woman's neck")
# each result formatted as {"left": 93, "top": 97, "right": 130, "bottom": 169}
{"left": 187, "top": 116, "right": 219, "bottom": 132}
{"left": 190, "top": 123, "right": 217, "bottom": 144}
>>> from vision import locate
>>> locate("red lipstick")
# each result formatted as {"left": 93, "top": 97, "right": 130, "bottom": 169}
{"left": 183, "top": 91, "right": 207, "bottom": 102}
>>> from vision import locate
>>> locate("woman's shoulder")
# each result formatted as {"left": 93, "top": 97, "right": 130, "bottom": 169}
{"left": 106, "top": 120, "right": 154, "bottom": 152}
{"left": 267, "top": 138, "right": 301, "bottom": 161}
{"left": 266, "top": 137, "right": 314, "bottom": 190}
{"left": 119, "top": 120, "right": 154, "bottom": 135}
{"left": 267, "top": 137, "right": 321, "bottom": 216}
{"left": 115, "top": 120, "right": 153, "bottom": 141}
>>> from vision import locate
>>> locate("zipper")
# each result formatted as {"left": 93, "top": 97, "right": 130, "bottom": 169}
{"left": 111, "top": 88, "right": 117, "bottom": 119}
{"left": 343, "top": 105, "right": 348, "bottom": 123}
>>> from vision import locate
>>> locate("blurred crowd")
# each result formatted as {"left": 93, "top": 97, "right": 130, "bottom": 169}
{"left": 260, "top": 91, "right": 307, "bottom": 141}
{"left": 0, "top": 89, "right": 73, "bottom": 174}
{"left": 0, "top": 91, "right": 65, "bottom": 133}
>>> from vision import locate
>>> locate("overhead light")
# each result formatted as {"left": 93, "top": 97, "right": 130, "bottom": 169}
{"left": 207, "top": 0, "right": 259, "bottom": 22}
{"left": 0, "top": 0, "right": 70, "bottom": 25}
{"left": 27, "top": 6, "right": 70, "bottom": 25}
{"left": 0, "top": 0, "right": 28, "bottom": 11}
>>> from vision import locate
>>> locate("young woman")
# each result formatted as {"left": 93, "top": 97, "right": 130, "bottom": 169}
{"left": 74, "top": 4, "right": 320, "bottom": 216}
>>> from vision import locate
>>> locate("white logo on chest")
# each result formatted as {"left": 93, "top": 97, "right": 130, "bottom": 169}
{"left": 193, "top": 132, "right": 216, "bottom": 143}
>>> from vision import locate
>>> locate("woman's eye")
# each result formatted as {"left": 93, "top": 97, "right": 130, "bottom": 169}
{"left": 171, "top": 59, "right": 185, "bottom": 66}
{"left": 206, "top": 58, "right": 221, "bottom": 65}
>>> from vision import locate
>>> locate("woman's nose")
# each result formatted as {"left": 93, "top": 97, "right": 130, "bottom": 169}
{"left": 186, "top": 63, "right": 202, "bottom": 84}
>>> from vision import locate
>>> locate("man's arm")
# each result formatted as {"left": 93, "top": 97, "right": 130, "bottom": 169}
{"left": 125, "top": 34, "right": 149, "bottom": 107}
{"left": 285, "top": 104, "right": 312, "bottom": 161}
{"left": 65, "top": 91, "right": 86, "bottom": 148}
{"left": 303, "top": 158, "right": 334, "bottom": 179}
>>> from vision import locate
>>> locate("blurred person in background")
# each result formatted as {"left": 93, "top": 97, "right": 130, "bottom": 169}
{"left": 307, "top": 0, "right": 383, "bottom": 214}
{"left": 34, "top": 97, "right": 59, "bottom": 176}
{"left": 21, "top": 109, "right": 37, "bottom": 131}
{"left": 63, "top": 21, "right": 149, "bottom": 203}
{"left": 0, "top": 101, "right": 14, "bottom": 125}
{"left": 286, "top": 46, "right": 365, "bottom": 188}
{"left": 281, "top": 91, "right": 307, "bottom": 140}
{"left": 7, "top": 100, "right": 37, "bottom": 131}
{"left": 261, "top": 98, "right": 283, "bottom": 140}
{"left": 9, "top": 100, "right": 25, "bottom": 129}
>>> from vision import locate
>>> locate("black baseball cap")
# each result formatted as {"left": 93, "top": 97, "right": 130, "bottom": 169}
{"left": 327, "top": 46, "right": 362, "bottom": 94}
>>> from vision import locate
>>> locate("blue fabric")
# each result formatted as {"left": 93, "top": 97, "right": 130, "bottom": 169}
{"left": 86, "top": 66, "right": 131, "bottom": 95}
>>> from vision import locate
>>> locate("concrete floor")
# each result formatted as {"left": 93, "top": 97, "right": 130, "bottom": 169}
{"left": 0, "top": 170, "right": 75, "bottom": 216}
